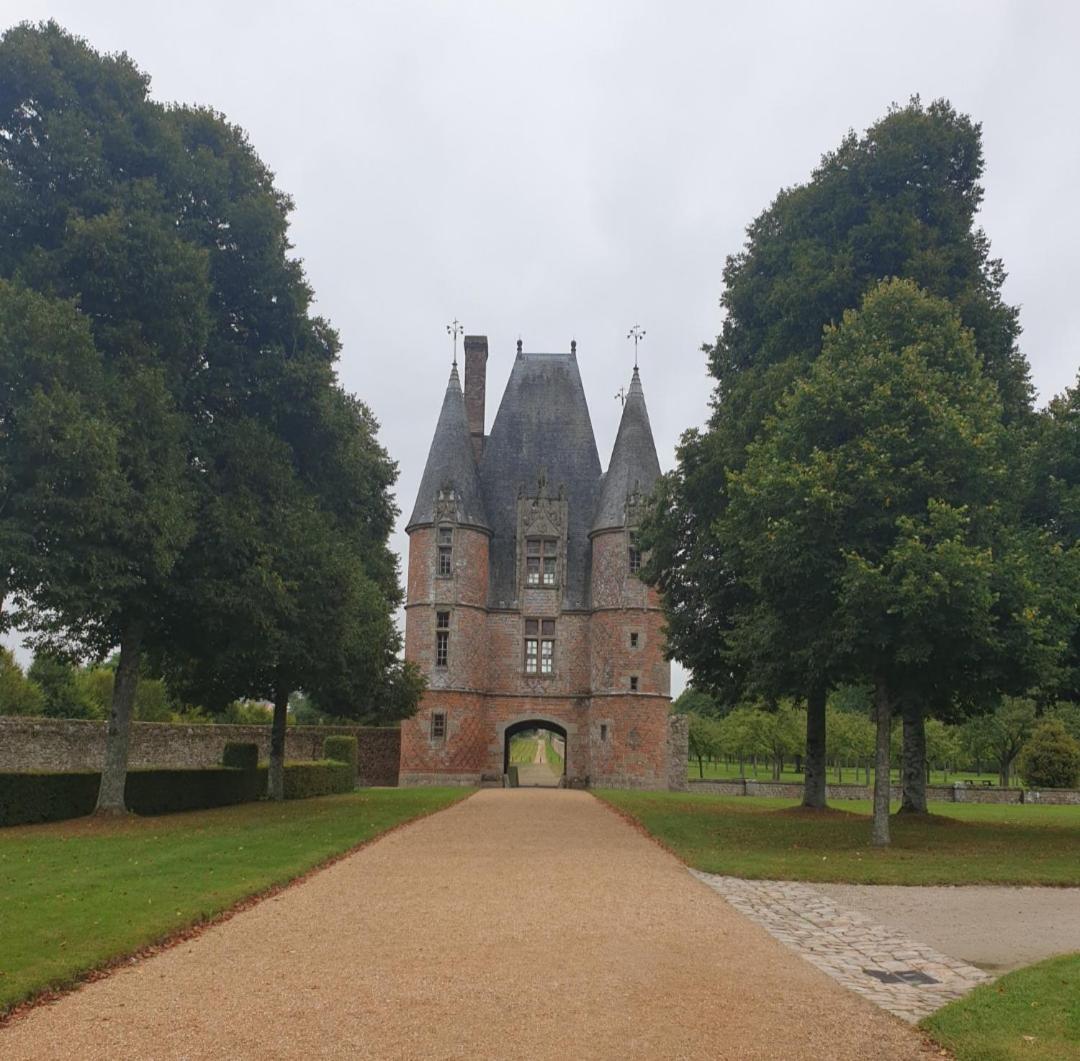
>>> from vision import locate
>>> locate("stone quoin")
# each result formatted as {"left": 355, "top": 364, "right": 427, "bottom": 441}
{"left": 400, "top": 336, "right": 683, "bottom": 788}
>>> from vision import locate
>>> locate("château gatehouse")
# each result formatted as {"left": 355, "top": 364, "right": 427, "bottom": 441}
{"left": 399, "top": 335, "right": 684, "bottom": 788}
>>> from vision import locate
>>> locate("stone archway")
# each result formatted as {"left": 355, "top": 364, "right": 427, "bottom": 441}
{"left": 503, "top": 718, "right": 568, "bottom": 787}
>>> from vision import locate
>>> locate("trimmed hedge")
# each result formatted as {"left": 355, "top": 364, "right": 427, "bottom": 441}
{"left": 0, "top": 771, "right": 99, "bottom": 827}
{"left": 277, "top": 759, "right": 353, "bottom": 799}
{"left": 323, "top": 735, "right": 358, "bottom": 780}
{"left": 124, "top": 767, "right": 262, "bottom": 815}
{"left": 2, "top": 755, "right": 354, "bottom": 827}
{"left": 222, "top": 742, "right": 260, "bottom": 772}
{"left": 0, "top": 765, "right": 264, "bottom": 826}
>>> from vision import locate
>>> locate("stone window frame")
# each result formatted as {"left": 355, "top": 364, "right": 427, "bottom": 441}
{"left": 525, "top": 536, "right": 559, "bottom": 588}
{"left": 435, "top": 610, "right": 450, "bottom": 668}
{"left": 523, "top": 617, "right": 556, "bottom": 676}
{"left": 628, "top": 530, "right": 643, "bottom": 575}
{"left": 430, "top": 711, "right": 447, "bottom": 742}
{"left": 629, "top": 630, "right": 640, "bottom": 649}
{"left": 436, "top": 524, "right": 453, "bottom": 578}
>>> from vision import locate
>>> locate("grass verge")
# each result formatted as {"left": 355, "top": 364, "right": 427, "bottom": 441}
{"left": 921, "top": 953, "right": 1080, "bottom": 1060}
{"left": 594, "top": 790, "right": 1080, "bottom": 885}
{"left": 0, "top": 787, "right": 470, "bottom": 1014}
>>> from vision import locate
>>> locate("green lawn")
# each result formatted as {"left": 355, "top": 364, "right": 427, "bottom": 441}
{"left": 0, "top": 787, "right": 470, "bottom": 1013}
{"left": 922, "top": 953, "right": 1080, "bottom": 1060}
{"left": 545, "top": 736, "right": 564, "bottom": 768}
{"left": 687, "top": 761, "right": 1002, "bottom": 786}
{"left": 595, "top": 790, "right": 1080, "bottom": 885}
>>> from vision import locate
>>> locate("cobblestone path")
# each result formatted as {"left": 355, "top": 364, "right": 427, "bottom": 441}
{"left": 1, "top": 791, "right": 935, "bottom": 1060}
{"left": 692, "top": 870, "right": 993, "bottom": 1022}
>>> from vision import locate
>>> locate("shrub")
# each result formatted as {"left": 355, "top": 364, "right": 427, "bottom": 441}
{"left": 323, "top": 735, "right": 358, "bottom": 781}
{"left": 222, "top": 742, "right": 260, "bottom": 772}
{"left": 280, "top": 760, "right": 353, "bottom": 799}
{"left": 124, "top": 767, "right": 264, "bottom": 814}
{"left": 0, "top": 770, "right": 99, "bottom": 826}
{"left": 1019, "top": 720, "right": 1080, "bottom": 789}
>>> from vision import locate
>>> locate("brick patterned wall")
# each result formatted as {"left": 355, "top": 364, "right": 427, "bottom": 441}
{"left": 400, "top": 508, "right": 675, "bottom": 790}
{"left": 0, "top": 718, "right": 400, "bottom": 785}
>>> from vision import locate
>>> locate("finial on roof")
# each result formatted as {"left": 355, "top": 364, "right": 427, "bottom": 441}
{"left": 627, "top": 324, "right": 646, "bottom": 370}
{"left": 447, "top": 318, "right": 463, "bottom": 368}
{"left": 516, "top": 338, "right": 523, "bottom": 356}
{"left": 571, "top": 339, "right": 577, "bottom": 355}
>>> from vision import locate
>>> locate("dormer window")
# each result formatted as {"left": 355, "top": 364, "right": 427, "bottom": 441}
{"left": 437, "top": 526, "right": 453, "bottom": 577}
{"left": 526, "top": 537, "right": 558, "bottom": 586}
{"left": 628, "top": 532, "right": 642, "bottom": 575}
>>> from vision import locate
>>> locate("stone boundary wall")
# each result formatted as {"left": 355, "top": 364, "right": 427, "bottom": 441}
{"left": 688, "top": 778, "right": 1080, "bottom": 805}
{"left": 0, "top": 718, "right": 401, "bottom": 787}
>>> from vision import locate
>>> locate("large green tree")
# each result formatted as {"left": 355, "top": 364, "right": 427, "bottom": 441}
{"left": 1, "top": 22, "right": 410, "bottom": 809}
{"left": 727, "top": 279, "right": 1028, "bottom": 844}
{"left": 645, "top": 98, "right": 1033, "bottom": 810}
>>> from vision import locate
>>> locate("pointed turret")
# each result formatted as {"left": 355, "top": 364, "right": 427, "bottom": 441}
{"left": 407, "top": 365, "right": 490, "bottom": 531}
{"left": 591, "top": 367, "right": 661, "bottom": 534}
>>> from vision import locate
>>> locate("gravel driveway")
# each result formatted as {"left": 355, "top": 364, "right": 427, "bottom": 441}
{"left": 2, "top": 790, "right": 935, "bottom": 1060}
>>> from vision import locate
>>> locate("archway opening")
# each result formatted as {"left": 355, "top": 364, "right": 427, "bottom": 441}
{"left": 504, "top": 720, "right": 567, "bottom": 787}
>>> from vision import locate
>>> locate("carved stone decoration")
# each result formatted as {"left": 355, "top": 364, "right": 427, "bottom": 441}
{"left": 516, "top": 478, "right": 569, "bottom": 600}
{"left": 434, "top": 486, "right": 460, "bottom": 524}
{"left": 624, "top": 482, "right": 647, "bottom": 528}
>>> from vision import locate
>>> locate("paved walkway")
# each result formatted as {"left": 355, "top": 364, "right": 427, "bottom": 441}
{"left": 693, "top": 872, "right": 992, "bottom": 1022}
{"left": 1, "top": 791, "right": 933, "bottom": 1060}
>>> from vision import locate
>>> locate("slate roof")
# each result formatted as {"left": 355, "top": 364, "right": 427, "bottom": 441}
{"left": 406, "top": 364, "right": 490, "bottom": 531}
{"left": 591, "top": 366, "right": 662, "bottom": 534}
{"left": 480, "top": 350, "right": 602, "bottom": 609}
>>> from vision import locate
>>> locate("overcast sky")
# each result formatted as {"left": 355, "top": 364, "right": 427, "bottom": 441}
{"left": 6, "top": 1, "right": 1080, "bottom": 692}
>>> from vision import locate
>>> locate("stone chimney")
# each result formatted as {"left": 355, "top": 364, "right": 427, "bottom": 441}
{"left": 463, "top": 335, "right": 487, "bottom": 461}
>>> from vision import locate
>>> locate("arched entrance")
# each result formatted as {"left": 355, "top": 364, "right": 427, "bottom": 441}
{"left": 504, "top": 719, "right": 567, "bottom": 787}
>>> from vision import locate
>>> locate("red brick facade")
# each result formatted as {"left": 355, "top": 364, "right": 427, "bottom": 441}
{"left": 400, "top": 343, "right": 677, "bottom": 789}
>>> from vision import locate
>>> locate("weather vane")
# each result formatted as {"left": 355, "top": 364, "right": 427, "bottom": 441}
{"left": 615, "top": 385, "right": 627, "bottom": 406}
{"left": 447, "top": 318, "right": 464, "bottom": 367}
{"left": 627, "top": 324, "right": 646, "bottom": 369}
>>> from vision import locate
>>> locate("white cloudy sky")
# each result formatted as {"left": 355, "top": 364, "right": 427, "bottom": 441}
{"left": 6, "top": 1, "right": 1080, "bottom": 692}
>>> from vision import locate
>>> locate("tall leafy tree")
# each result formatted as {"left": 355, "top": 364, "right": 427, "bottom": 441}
{"left": 1, "top": 23, "right": 413, "bottom": 809}
{"left": 726, "top": 280, "right": 1027, "bottom": 844}
{"left": 645, "top": 97, "right": 1033, "bottom": 809}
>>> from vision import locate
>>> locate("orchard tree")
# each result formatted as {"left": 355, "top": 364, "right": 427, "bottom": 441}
{"left": 728, "top": 280, "right": 1021, "bottom": 844}
{"left": 644, "top": 97, "right": 1033, "bottom": 811}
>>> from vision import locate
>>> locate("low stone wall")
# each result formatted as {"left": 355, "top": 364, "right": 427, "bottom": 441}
{"left": 687, "top": 777, "right": 1080, "bottom": 805}
{"left": 0, "top": 718, "right": 401, "bottom": 787}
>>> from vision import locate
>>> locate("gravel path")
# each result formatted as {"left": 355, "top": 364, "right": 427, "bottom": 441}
{"left": 2, "top": 790, "right": 934, "bottom": 1060}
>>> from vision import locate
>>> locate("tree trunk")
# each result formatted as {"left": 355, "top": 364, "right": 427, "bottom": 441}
{"left": 267, "top": 686, "right": 290, "bottom": 801}
{"left": 697, "top": 755, "right": 704, "bottom": 779}
{"left": 899, "top": 701, "right": 928, "bottom": 814}
{"left": 871, "top": 678, "right": 892, "bottom": 847}
{"left": 95, "top": 619, "right": 144, "bottom": 815}
{"left": 802, "top": 686, "right": 827, "bottom": 809}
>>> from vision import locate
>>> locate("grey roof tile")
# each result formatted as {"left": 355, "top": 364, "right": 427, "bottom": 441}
{"left": 480, "top": 349, "right": 601, "bottom": 609}
{"left": 592, "top": 367, "right": 662, "bottom": 534}
{"left": 407, "top": 365, "right": 489, "bottom": 531}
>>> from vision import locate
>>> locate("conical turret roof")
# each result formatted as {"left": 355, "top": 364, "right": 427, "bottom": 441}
{"left": 407, "top": 364, "right": 490, "bottom": 531}
{"left": 591, "top": 367, "right": 661, "bottom": 534}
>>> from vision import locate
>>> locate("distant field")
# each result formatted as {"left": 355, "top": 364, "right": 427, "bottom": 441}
{"left": 509, "top": 736, "right": 539, "bottom": 764}
{"left": 595, "top": 790, "right": 1080, "bottom": 885}
{"left": 687, "top": 762, "right": 1003, "bottom": 786}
